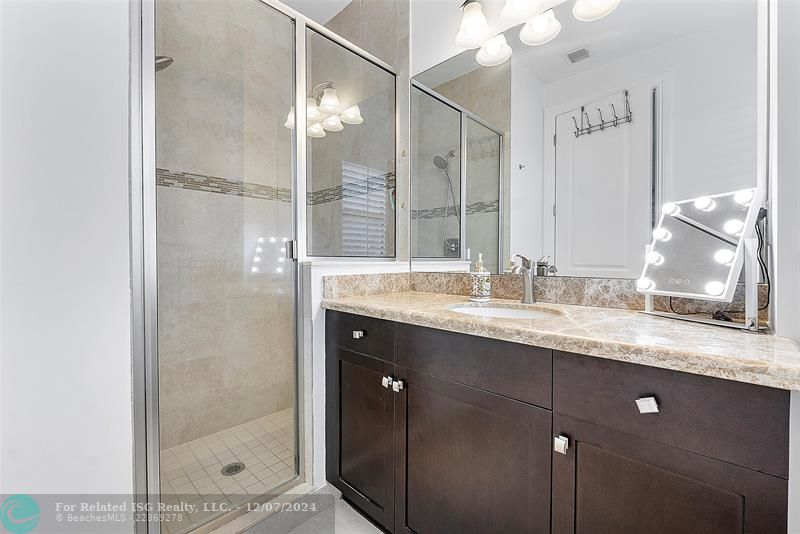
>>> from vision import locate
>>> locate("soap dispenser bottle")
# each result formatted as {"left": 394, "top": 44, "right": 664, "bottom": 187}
{"left": 470, "top": 253, "right": 491, "bottom": 302}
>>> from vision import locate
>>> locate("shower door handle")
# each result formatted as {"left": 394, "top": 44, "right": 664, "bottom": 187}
{"left": 285, "top": 240, "right": 297, "bottom": 261}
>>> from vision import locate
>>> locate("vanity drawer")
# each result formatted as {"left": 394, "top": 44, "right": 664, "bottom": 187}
{"left": 326, "top": 310, "right": 394, "bottom": 362}
{"left": 554, "top": 351, "right": 790, "bottom": 478}
{"left": 396, "top": 323, "right": 552, "bottom": 409}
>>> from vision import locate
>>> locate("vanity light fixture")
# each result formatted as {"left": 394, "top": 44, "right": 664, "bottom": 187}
{"left": 714, "top": 249, "right": 736, "bottom": 266}
{"left": 723, "top": 219, "right": 745, "bottom": 236}
{"left": 652, "top": 227, "right": 672, "bottom": 242}
{"left": 704, "top": 281, "right": 726, "bottom": 297}
{"left": 645, "top": 251, "right": 664, "bottom": 266}
{"left": 476, "top": 34, "right": 513, "bottom": 66}
{"left": 306, "top": 97, "right": 322, "bottom": 121}
{"left": 662, "top": 202, "right": 681, "bottom": 217}
{"left": 734, "top": 189, "right": 755, "bottom": 206}
{"left": 455, "top": 0, "right": 492, "bottom": 49}
{"left": 637, "top": 277, "right": 655, "bottom": 291}
{"left": 322, "top": 114, "right": 344, "bottom": 132}
{"left": 284, "top": 107, "right": 295, "bottom": 129}
{"left": 307, "top": 122, "right": 326, "bottom": 138}
{"left": 501, "top": 0, "right": 544, "bottom": 24}
{"left": 572, "top": 0, "right": 622, "bottom": 21}
{"left": 319, "top": 87, "right": 342, "bottom": 114}
{"left": 340, "top": 105, "right": 364, "bottom": 125}
{"left": 694, "top": 196, "right": 716, "bottom": 211}
{"left": 519, "top": 9, "right": 562, "bottom": 46}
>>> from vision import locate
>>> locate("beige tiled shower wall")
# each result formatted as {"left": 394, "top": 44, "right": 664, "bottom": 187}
{"left": 156, "top": 0, "right": 295, "bottom": 449}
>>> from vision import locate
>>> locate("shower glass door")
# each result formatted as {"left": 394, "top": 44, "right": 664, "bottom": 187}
{"left": 155, "top": 1, "right": 297, "bottom": 532}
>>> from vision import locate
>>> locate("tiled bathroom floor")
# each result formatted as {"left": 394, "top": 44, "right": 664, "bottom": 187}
{"left": 159, "top": 408, "right": 296, "bottom": 534}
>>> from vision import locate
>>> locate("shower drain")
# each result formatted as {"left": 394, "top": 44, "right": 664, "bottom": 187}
{"left": 221, "top": 462, "right": 245, "bottom": 476}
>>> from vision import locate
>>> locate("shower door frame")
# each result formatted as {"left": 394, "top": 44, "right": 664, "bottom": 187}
{"left": 130, "top": 1, "right": 400, "bottom": 532}
{"left": 410, "top": 81, "right": 506, "bottom": 271}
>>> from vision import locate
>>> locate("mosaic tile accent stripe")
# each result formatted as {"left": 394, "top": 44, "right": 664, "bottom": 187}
{"left": 156, "top": 168, "right": 292, "bottom": 202}
{"left": 306, "top": 173, "right": 396, "bottom": 205}
{"left": 411, "top": 199, "right": 499, "bottom": 220}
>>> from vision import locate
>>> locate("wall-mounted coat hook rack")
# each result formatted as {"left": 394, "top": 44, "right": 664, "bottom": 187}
{"left": 572, "top": 90, "right": 633, "bottom": 138}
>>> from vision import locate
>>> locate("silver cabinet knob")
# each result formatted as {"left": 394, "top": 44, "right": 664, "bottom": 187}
{"left": 352, "top": 330, "right": 365, "bottom": 339}
{"left": 381, "top": 376, "right": 393, "bottom": 389}
{"left": 635, "top": 396, "right": 659, "bottom": 414}
{"left": 392, "top": 380, "right": 404, "bottom": 392}
{"left": 554, "top": 435, "right": 569, "bottom": 455}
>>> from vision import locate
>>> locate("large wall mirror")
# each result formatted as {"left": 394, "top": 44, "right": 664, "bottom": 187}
{"left": 409, "top": 0, "right": 765, "bottom": 278}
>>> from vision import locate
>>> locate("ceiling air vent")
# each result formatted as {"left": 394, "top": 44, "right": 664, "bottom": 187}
{"left": 565, "top": 47, "right": 590, "bottom": 64}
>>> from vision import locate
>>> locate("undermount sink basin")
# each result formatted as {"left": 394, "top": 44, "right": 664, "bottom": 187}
{"left": 450, "top": 304, "right": 560, "bottom": 320}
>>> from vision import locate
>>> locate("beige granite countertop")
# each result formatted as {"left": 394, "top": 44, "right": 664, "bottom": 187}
{"left": 321, "top": 291, "right": 800, "bottom": 390}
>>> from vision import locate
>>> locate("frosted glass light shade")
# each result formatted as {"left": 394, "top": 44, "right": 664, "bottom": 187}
{"left": 572, "top": 0, "right": 622, "bottom": 21}
{"left": 476, "top": 34, "right": 512, "bottom": 67}
{"left": 307, "top": 122, "right": 326, "bottom": 138}
{"left": 319, "top": 87, "right": 341, "bottom": 114}
{"left": 306, "top": 98, "right": 322, "bottom": 121}
{"left": 322, "top": 114, "right": 344, "bottom": 131}
{"left": 284, "top": 106, "right": 295, "bottom": 129}
{"left": 340, "top": 105, "right": 363, "bottom": 125}
{"left": 455, "top": 1, "right": 491, "bottom": 49}
{"left": 501, "top": 0, "right": 544, "bottom": 24}
{"left": 519, "top": 10, "right": 561, "bottom": 46}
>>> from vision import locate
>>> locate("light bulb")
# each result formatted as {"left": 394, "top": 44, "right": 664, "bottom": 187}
{"left": 256, "top": 247, "right": 262, "bottom": 253}
{"left": 652, "top": 227, "right": 672, "bottom": 242}
{"left": 572, "top": 0, "right": 622, "bottom": 21}
{"left": 714, "top": 249, "right": 736, "bottom": 266}
{"left": 284, "top": 106, "right": 295, "bottom": 129}
{"left": 251, "top": 266, "right": 259, "bottom": 273}
{"left": 455, "top": 1, "right": 491, "bottom": 49}
{"left": 646, "top": 251, "right": 664, "bottom": 266}
{"left": 253, "top": 256, "right": 261, "bottom": 263}
{"left": 278, "top": 257, "right": 285, "bottom": 263}
{"left": 258, "top": 237, "right": 265, "bottom": 243}
{"left": 319, "top": 87, "right": 341, "bottom": 114}
{"left": 519, "top": 10, "right": 561, "bottom": 46}
{"left": 306, "top": 98, "right": 321, "bottom": 121}
{"left": 662, "top": 202, "right": 681, "bottom": 216}
{"left": 694, "top": 196, "right": 716, "bottom": 211}
{"left": 476, "top": 34, "right": 513, "bottom": 67}
{"left": 276, "top": 267, "right": 283, "bottom": 274}
{"left": 269, "top": 237, "right": 276, "bottom": 243}
{"left": 501, "top": 0, "right": 544, "bottom": 24}
{"left": 322, "top": 114, "right": 344, "bottom": 132}
{"left": 637, "top": 277, "right": 655, "bottom": 291}
{"left": 340, "top": 105, "right": 363, "bottom": 125}
{"left": 705, "top": 281, "right": 726, "bottom": 297}
{"left": 307, "top": 123, "right": 326, "bottom": 139}
{"left": 734, "top": 189, "right": 755, "bottom": 206}
{"left": 723, "top": 219, "right": 745, "bottom": 236}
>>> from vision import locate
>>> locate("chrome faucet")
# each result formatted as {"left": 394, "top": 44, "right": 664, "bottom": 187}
{"left": 514, "top": 254, "right": 535, "bottom": 304}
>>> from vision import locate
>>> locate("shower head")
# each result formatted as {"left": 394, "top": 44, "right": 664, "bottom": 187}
{"left": 155, "top": 55, "right": 174, "bottom": 72}
{"left": 433, "top": 155, "right": 449, "bottom": 170}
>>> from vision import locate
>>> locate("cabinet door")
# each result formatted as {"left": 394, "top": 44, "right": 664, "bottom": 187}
{"left": 552, "top": 414, "right": 788, "bottom": 534}
{"left": 326, "top": 346, "right": 395, "bottom": 530}
{"left": 394, "top": 368, "right": 552, "bottom": 534}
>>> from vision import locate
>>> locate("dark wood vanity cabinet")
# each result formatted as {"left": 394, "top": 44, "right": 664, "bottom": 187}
{"left": 326, "top": 310, "right": 790, "bottom": 534}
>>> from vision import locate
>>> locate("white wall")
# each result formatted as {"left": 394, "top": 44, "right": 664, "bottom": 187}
{"left": 0, "top": 0, "right": 134, "bottom": 497}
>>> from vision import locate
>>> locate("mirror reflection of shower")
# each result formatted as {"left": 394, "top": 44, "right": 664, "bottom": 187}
{"left": 433, "top": 150, "right": 461, "bottom": 256}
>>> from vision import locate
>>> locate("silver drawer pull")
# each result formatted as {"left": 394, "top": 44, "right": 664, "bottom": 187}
{"left": 554, "top": 435, "right": 569, "bottom": 455}
{"left": 392, "top": 380, "right": 404, "bottom": 393}
{"left": 635, "top": 396, "right": 659, "bottom": 414}
{"left": 381, "top": 376, "right": 393, "bottom": 389}
{"left": 352, "top": 330, "right": 365, "bottom": 339}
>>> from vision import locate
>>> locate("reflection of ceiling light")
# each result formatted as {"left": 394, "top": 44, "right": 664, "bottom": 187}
{"left": 455, "top": 1, "right": 491, "bottom": 49}
{"left": 714, "top": 249, "right": 736, "bottom": 266}
{"left": 734, "top": 189, "right": 755, "bottom": 206}
{"left": 307, "top": 123, "right": 326, "bottom": 138}
{"left": 340, "top": 105, "right": 363, "bottom": 125}
{"left": 572, "top": 0, "right": 622, "bottom": 21}
{"left": 646, "top": 251, "right": 664, "bottom": 266}
{"left": 284, "top": 106, "right": 295, "bottom": 129}
{"left": 306, "top": 98, "right": 322, "bottom": 121}
{"left": 637, "top": 277, "right": 655, "bottom": 291}
{"left": 322, "top": 114, "right": 344, "bottom": 131}
{"left": 652, "top": 227, "right": 672, "bottom": 242}
{"left": 501, "top": 0, "right": 544, "bottom": 24}
{"left": 723, "top": 219, "right": 745, "bottom": 236}
{"left": 319, "top": 87, "right": 341, "bottom": 114}
{"left": 519, "top": 10, "right": 561, "bottom": 46}
{"left": 694, "top": 196, "right": 716, "bottom": 211}
{"left": 476, "top": 34, "right": 513, "bottom": 66}
{"left": 662, "top": 202, "right": 681, "bottom": 216}
{"left": 705, "top": 280, "right": 726, "bottom": 297}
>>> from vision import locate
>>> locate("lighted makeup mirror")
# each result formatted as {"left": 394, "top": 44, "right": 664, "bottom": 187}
{"left": 636, "top": 187, "right": 766, "bottom": 331}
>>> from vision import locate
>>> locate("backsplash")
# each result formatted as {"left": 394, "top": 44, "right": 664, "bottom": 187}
{"left": 323, "top": 272, "right": 768, "bottom": 320}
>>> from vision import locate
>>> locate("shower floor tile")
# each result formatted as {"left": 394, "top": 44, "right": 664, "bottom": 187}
{"left": 159, "top": 408, "right": 296, "bottom": 534}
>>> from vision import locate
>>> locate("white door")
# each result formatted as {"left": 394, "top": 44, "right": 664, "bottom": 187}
{"left": 553, "top": 85, "right": 653, "bottom": 278}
